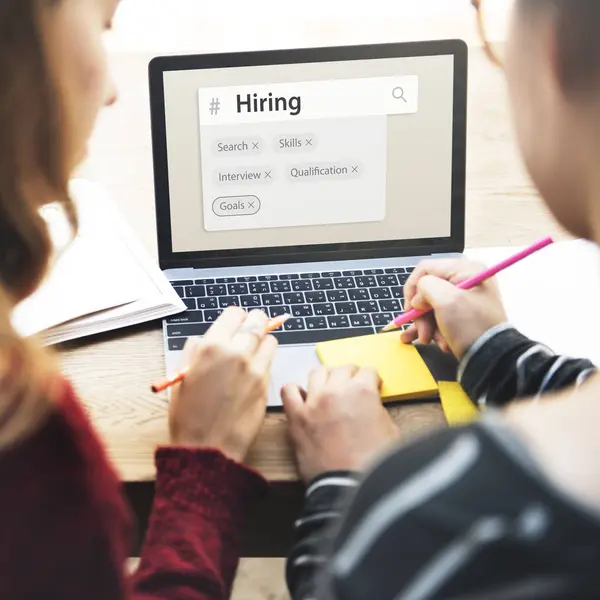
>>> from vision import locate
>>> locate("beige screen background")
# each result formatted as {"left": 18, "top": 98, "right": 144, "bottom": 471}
{"left": 164, "top": 54, "right": 455, "bottom": 254}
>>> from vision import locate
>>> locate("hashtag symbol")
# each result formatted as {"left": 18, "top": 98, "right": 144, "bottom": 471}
{"left": 209, "top": 97, "right": 221, "bottom": 115}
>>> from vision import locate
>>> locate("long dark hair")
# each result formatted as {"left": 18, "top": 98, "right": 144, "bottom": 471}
{"left": 0, "top": 0, "right": 76, "bottom": 449}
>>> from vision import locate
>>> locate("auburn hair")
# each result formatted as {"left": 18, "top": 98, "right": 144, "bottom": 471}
{"left": 0, "top": 0, "right": 77, "bottom": 449}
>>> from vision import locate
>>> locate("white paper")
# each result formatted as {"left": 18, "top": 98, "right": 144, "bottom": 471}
{"left": 466, "top": 239, "right": 600, "bottom": 366}
{"left": 12, "top": 179, "right": 186, "bottom": 344}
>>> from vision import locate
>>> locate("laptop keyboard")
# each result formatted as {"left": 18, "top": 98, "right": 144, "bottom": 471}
{"left": 165, "top": 266, "right": 415, "bottom": 350}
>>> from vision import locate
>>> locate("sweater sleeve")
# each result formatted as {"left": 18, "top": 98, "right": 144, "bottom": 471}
{"left": 0, "top": 379, "right": 268, "bottom": 600}
{"left": 458, "top": 324, "right": 596, "bottom": 407}
{"left": 130, "top": 447, "right": 267, "bottom": 600}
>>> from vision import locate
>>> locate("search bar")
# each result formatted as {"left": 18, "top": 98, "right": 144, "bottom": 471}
{"left": 198, "top": 75, "right": 419, "bottom": 125}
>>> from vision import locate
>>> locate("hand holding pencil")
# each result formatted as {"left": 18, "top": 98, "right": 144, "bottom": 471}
{"left": 163, "top": 307, "right": 284, "bottom": 462}
{"left": 394, "top": 238, "right": 553, "bottom": 359}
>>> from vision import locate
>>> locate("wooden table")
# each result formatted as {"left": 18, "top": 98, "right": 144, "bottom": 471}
{"left": 60, "top": 46, "right": 566, "bottom": 555}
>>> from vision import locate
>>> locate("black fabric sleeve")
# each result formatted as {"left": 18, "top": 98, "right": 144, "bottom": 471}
{"left": 460, "top": 325, "right": 596, "bottom": 407}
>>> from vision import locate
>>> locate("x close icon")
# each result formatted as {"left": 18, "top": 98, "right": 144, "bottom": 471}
{"left": 352, "top": 166, "right": 359, "bottom": 173}
{"left": 305, "top": 138, "right": 313, "bottom": 146}
{"left": 264, "top": 171, "right": 272, "bottom": 179}
{"left": 252, "top": 142, "right": 260, "bottom": 150}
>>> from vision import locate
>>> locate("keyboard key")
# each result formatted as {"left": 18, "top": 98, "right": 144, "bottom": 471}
{"left": 250, "top": 282, "right": 269, "bottom": 294}
{"left": 183, "top": 298, "right": 196, "bottom": 310}
{"left": 328, "top": 315, "right": 350, "bottom": 328}
{"left": 377, "top": 275, "right": 398, "bottom": 286}
{"left": 207, "top": 285, "right": 226, "bottom": 296}
{"left": 173, "top": 286, "right": 185, "bottom": 298}
{"left": 279, "top": 274, "right": 299, "bottom": 280}
{"left": 269, "top": 305, "right": 290, "bottom": 318}
{"left": 195, "top": 278, "right": 215, "bottom": 285}
{"left": 398, "top": 274, "right": 410, "bottom": 285}
{"left": 258, "top": 275, "right": 279, "bottom": 281}
{"left": 334, "top": 277, "right": 356, "bottom": 289}
{"left": 327, "top": 290, "right": 348, "bottom": 302}
{"left": 167, "top": 323, "right": 210, "bottom": 337}
{"left": 185, "top": 285, "right": 206, "bottom": 298}
{"left": 380, "top": 299, "right": 402, "bottom": 312}
{"left": 216, "top": 277, "right": 235, "bottom": 283}
{"left": 236, "top": 276, "right": 257, "bottom": 282}
{"left": 241, "top": 295, "right": 261, "bottom": 307}
{"left": 357, "top": 301, "right": 379, "bottom": 313}
{"left": 350, "top": 314, "right": 372, "bottom": 327}
{"left": 300, "top": 273, "right": 320, "bottom": 279}
{"left": 356, "top": 276, "right": 376, "bottom": 288}
{"left": 406, "top": 267, "right": 415, "bottom": 273}
{"left": 172, "top": 280, "right": 194, "bottom": 286}
{"left": 364, "top": 269, "right": 384, "bottom": 275}
{"left": 391, "top": 287, "right": 404, "bottom": 299}
{"left": 335, "top": 302, "right": 358, "bottom": 315}
{"left": 262, "top": 293, "right": 283, "bottom": 306}
{"left": 384, "top": 268, "right": 405, "bottom": 274}
{"left": 321, "top": 271, "right": 341, "bottom": 278}
{"left": 270, "top": 281, "right": 292, "bottom": 293}
{"left": 305, "top": 291, "right": 326, "bottom": 303}
{"left": 370, "top": 287, "right": 391, "bottom": 300}
{"left": 204, "top": 309, "right": 223, "bottom": 322}
{"left": 272, "top": 328, "right": 373, "bottom": 345}
{"left": 314, "top": 303, "right": 335, "bottom": 316}
{"left": 372, "top": 313, "right": 394, "bottom": 327}
{"left": 168, "top": 338, "right": 187, "bottom": 351}
{"left": 349, "top": 289, "right": 370, "bottom": 301}
{"left": 292, "top": 304, "right": 313, "bottom": 317}
{"left": 228, "top": 283, "right": 248, "bottom": 295}
{"left": 292, "top": 280, "right": 312, "bottom": 292}
{"left": 313, "top": 278, "right": 334, "bottom": 290}
{"left": 219, "top": 296, "right": 240, "bottom": 308}
{"left": 306, "top": 316, "right": 328, "bottom": 330}
{"left": 284, "top": 292, "right": 305, "bottom": 305}
{"left": 167, "top": 310, "right": 205, "bottom": 324}
{"left": 284, "top": 318, "right": 305, "bottom": 331}
{"left": 197, "top": 297, "right": 218, "bottom": 310}
{"left": 342, "top": 270, "right": 363, "bottom": 276}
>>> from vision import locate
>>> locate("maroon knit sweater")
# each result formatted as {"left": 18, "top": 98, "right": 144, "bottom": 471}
{"left": 0, "top": 379, "right": 267, "bottom": 599}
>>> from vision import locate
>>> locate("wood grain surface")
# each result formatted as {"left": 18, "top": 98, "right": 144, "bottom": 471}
{"left": 62, "top": 47, "right": 567, "bottom": 484}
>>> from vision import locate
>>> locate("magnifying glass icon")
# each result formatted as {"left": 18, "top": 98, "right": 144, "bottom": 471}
{"left": 392, "top": 86, "right": 407, "bottom": 102}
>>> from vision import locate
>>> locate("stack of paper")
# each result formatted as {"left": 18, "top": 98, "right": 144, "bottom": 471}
{"left": 12, "top": 179, "right": 185, "bottom": 345}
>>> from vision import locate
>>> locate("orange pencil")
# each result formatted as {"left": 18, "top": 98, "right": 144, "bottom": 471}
{"left": 151, "top": 313, "right": 290, "bottom": 393}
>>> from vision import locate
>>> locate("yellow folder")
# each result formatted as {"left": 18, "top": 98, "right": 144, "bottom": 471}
{"left": 316, "top": 332, "right": 438, "bottom": 403}
{"left": 438, "top": 381, "right": 480, "bottom": 426}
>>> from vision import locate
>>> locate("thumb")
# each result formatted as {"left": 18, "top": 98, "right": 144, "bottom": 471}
{"left": 412, "top": 275, "right": 462, "bottom": 311}
{"left": 281, "top": 384, "right": 306, "bottom": 419}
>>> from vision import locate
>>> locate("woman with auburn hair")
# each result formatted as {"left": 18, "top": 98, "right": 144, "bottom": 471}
{"left": 0, "top": 1, "right": 281, "bottom": 598}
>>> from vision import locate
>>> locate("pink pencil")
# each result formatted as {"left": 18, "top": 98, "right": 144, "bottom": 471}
{"left": 380, "top": 236, "right": 554, "bottom": 333}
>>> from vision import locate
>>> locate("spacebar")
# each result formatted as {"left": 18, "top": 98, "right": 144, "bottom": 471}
{"left": 272, "top": 328, "right": 374, "bottom": 345}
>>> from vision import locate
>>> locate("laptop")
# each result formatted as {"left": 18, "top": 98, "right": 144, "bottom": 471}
{"left": 149, "top": 40, "right": 468, "bottom": 406}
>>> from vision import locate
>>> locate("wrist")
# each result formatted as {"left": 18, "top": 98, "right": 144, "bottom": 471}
{"left": 169, "top": 432, "right": 247, "bottom": 463}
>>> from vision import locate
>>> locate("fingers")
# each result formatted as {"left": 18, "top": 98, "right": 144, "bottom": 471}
{"left": 308, "top": 366, "right": 329, "bottom": 396}
{"left": 251, "top": 334, "right": 279, "bottom": 375}
{"left": 204, "top": 306, "right": 247, "bottom": 342}
{"left": 353, "top": 367, "right": 382, "bottom": 391}
{"left": 404, "top": 259, "right": 484, "bottom": 309}
{"left": 400, "top": 324, "right": 418, "bottom": 344}
{"left": 327, "top": 365, "right": 359, "bottom": 387}
{"left": 281, "top": 383, "right": 306, "bottom": 418}
{"left": 229, "top": 310, "right": 269, "bottom": 355}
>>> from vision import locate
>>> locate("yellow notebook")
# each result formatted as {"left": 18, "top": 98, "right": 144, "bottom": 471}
{"left": 316, "top": 332, "right": 438, "bottom": 402}
{"left": 438, "top": 381, "right": 480, "bottom": 426}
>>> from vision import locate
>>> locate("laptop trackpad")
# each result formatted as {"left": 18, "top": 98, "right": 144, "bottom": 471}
{"left": 268, "top": 345, "right": 321, "bottom": 407}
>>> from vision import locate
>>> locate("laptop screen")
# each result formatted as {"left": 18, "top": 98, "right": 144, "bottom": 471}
{"left": 155, "top": 46, "right": 463, "bottom": 264}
